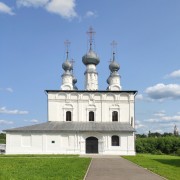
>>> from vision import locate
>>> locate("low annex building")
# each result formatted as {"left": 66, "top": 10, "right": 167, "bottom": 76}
{"left": 5, "top": 28, "right": 137, "bottom": 155}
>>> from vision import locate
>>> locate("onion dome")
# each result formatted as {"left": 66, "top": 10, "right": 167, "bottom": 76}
{"left": 82, "top": 49, "right": 100, "bottom": 65}
{"left": 109, "top": 52, "right": 120, "bottom": 72}
{"left": 109, "top": 61, "right": 120, "bottom": 72}
{"left": 62, "top": 60, "right": 72, "bottom": 71}
{"left": 106, "top": 76, "right": 110, "bottom": 84}
{"left": 73, "top": 76, "right": 77, "bottom": 84}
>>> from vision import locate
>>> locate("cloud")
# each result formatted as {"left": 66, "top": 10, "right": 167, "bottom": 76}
{"left": 6, "top": 88, "right": 13, "bottom": 93}
{"left": 46, "top": 0, "right": 77, "bottom": 19}
{"left": 17, "top": 0, "right": 77, "bottom": 19}
{"left": 0, "top": 107, "right": 29, "bottom": 115}
{"left": 161, "top": 115, "right": 180, "bottom": 121}
{"left": 17, "top": 0, "right": 49, "bottom": 7}
{"left": 145, "top": 118, "right": 160, "bottom": 123}
{"left": 153, "top": 110, "right": 166, "bottom": 117}
{"left": 0, "top": 2, "right": 15, "bottom": 15}
{"left": 85, "top": 11, "right": 97, "bottom": 18}
{"left": 30, "top": 119, "right": 39, "bottom": 123}
{"left": 145, "top": 83, "right": 180, "bottom": 100}
{"left": 24, "top": 119, "right": 40, "bottom": 123}
{"left": 165, "top": 69, "right": 180, "bottom": 79}
{"left": 135, "top": 120, "right": 145, "bottom": 129}
{"left": 136, "top": 94, "right": 143, "bottom": 100}
{"left": 0, "top": 87, "right": 13, "bottom": 93}
{"left": 0, "top": 120, "right": 13, "bottom": 125}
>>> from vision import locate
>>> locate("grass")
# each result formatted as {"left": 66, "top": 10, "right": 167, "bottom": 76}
{"left": 123, "top": 154, "right": 180, "bottom": 180}
{"left": 0, "top": 155, "right": 91, "bottom": 180}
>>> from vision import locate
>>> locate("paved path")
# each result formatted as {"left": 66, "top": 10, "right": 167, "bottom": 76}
{"left": 84, "top": 157, "right": 165, "bottom": 180}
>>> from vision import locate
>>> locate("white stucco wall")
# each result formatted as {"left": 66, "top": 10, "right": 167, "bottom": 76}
{"left": 48, "top": 91, "right": 135, "bottom": 126}
{"left": 6, "top": 132, "right": 135, "bottom": 155}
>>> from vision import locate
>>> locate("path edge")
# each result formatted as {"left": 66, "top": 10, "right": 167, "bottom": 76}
{"left": 83, "top": 158, "right": 93, "bottom": 180}
{"left": 121, "top": 156, "right": 167, "bottom": 180}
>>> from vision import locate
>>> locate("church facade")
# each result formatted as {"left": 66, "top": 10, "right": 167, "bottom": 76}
{"left": 5, "top": 28, "right": 137, "bottom": 155}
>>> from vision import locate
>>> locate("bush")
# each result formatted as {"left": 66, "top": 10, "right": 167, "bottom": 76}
{"left": 176, "top": 148, "right": 180, "bottom": 156}
{"left": 136, "top": 136, "right": 180, "bottom": 155}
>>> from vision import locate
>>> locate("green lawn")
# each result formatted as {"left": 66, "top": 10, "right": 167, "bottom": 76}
{"left": 0, "top": 155, "right": 91, "bottom": 180}
{"left": 123, "top": 154, "right": 180, "bottom": 180}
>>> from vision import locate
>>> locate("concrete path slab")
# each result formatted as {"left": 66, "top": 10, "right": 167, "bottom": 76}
{"left": 85, "top": 157, "right": 165, "bottom": 180}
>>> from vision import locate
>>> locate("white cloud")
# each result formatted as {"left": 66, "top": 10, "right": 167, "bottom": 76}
{"left": 145, "top": 83, "right": 180, "bottom": 100}
{"left": 17, "top": 0, "right": 49, "bottom": 7}
{"left": 45, "top": 0, "right": 77, "bottom": 19}
{"left": 161, "top": 115, "right": 180, "bottom": 121}
{"left": 0, "top": 87, "right": 13, "bottom": 93}
{"left": 135, "top": 120, "right": 145, "bottom": 129}
{"left": 165, "top": 69, "right": 180, "bottom": 79}
{"left": 85, "top": 11, "right": 97, "bottom": 18}
{"left": 6, "top": 88, "right": 13, "bottom": 93}
{"left": 153, "top": 110, "right": 166, "bottom": 117}
{"left": 136, "top": 94, "right": 143, "bottom": 100}
{"left": 0, "top": 107, "right": 29, "bottom": 115}
{"left": 17, "top": 0, "right": 77, "bottom": 19}
{"left": 0, "top": 120, "right": 13, "bottom": 125}
{"left": 30, "top": 119, "right": 39, "bottom": 123}
{"left": 0, "top": 2, "right": 15, "bottom": 15}
{"left": 145, "top": 118, "right": 160, "bottom": 123}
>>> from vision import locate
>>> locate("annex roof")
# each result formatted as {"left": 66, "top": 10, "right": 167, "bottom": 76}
{"left": 5, "top": 121, "right": 135, "bottom": 133}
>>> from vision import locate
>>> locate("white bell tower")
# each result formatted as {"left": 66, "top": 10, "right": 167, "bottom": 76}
{"left": 82, "top": 27, "right": 100, "bottom": 90}
{"left": 107, "top": 41, "right": 122, "bottom": 91}
{"left": 61, "top": 40, "right": 74, "bottom": 90}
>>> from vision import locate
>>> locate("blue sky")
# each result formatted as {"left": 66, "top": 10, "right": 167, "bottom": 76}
{"left": 0, "top": 0, "right": 180, "bottom": 134}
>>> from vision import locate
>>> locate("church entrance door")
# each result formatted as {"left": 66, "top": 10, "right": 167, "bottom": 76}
{"left": 86, "top": 137, "right": 98, "bottom": 154}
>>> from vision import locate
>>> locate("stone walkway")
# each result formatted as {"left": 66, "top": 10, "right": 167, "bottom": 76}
{"left": 83, "top": 156, "right": 165, "bottom": 180}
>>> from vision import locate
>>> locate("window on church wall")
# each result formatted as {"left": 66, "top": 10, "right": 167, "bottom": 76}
{"left": 112, "top": 111, "right": 118, "bottom": 121}
{"left": 89, "top": 111, "right": 94, "bottom": 121}
{"left": 111, "top": 135, "right": 119, "bottom": 146}
{"left": 66, "top": 111, "right": 72, "bottom": 121}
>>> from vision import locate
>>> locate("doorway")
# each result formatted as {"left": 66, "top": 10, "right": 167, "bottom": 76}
{"left": 86, "top": 137, "right": 98, "bottom": 154}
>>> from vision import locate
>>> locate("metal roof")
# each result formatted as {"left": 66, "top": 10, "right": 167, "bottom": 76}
{"left": 5, "top": 121, "right": 135, "bottom": 133}
{"left": 45, "top": 90, "right": 137, "bottom": 94}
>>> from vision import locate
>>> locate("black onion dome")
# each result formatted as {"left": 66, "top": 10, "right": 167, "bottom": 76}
{"left": 107, "top": 76, "right": 111, "bottom": 84}
{"left": 73, "top": 77, "right": 77, "bottom": 84}
{"left": 62, "top": 60, "right": 72, "bottom": 71}
{"left": 82, "top": 50, "right": 100, "bottom": 65}
{"left": 109, "top": 60, "right": 120, "bottom": 72}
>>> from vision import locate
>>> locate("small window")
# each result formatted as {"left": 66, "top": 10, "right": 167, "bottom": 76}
{"left": 51, "top": 141, "right": 55, "bottom": 144}
{"left": 112, "top": 111, "right": 118, "bottom": 121}
{"left": 89, "top": 111, "right": 94, "bottom": 121}
{"left": 66, "top": 111, "right": 71, "bottom": 121}
{"left": 112, "top": 135, "right": 119, "bottom": 146}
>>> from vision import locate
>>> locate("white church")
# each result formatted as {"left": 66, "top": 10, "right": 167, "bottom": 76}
{"left": 5, "top": 28, "right": 137, "bottom": 155}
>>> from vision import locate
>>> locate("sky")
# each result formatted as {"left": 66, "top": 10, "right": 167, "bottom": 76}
{"left": 0, "top": 0, "right": 180, "bottom": 134}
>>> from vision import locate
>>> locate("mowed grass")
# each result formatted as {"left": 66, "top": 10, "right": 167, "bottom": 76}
{"left": 0, "top": 155, "right": 91, "bottom": 180}
{"left": 123, "top": 154, "right": 180, "bottom": 180}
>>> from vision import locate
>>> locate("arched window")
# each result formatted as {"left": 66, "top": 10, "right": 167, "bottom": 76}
{"left": 112, "top": 111, "right": 118, "bottom": 121}
{"left": 66, "top": 111, "right": 71, "bottom": 121}
{"left": 89, "top": 111, "right": 94, "bottom": 121}
{"left": 111, "top": 135, "right": 119, "bottom": 146}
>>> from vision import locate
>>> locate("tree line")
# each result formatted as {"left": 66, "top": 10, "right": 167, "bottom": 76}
{"left": 0, "top": 133, "right": 6, "bottom": 144}
{"left": 136, "top": 132, "right": 180, "bottom": 155}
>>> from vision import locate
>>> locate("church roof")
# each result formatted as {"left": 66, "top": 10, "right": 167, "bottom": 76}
{"left": 45, "top": 90, "right": 137, "bottom": 94}
{"left": 5, "top": 121, "right": 135, "bottom": 132}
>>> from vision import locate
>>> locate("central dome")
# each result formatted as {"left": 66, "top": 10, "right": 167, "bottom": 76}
{"left": 62, "top": 60, "right": 72, "bottom": 71}
{"left": 82, "top": 49, "right": 100, "bottom": 65}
